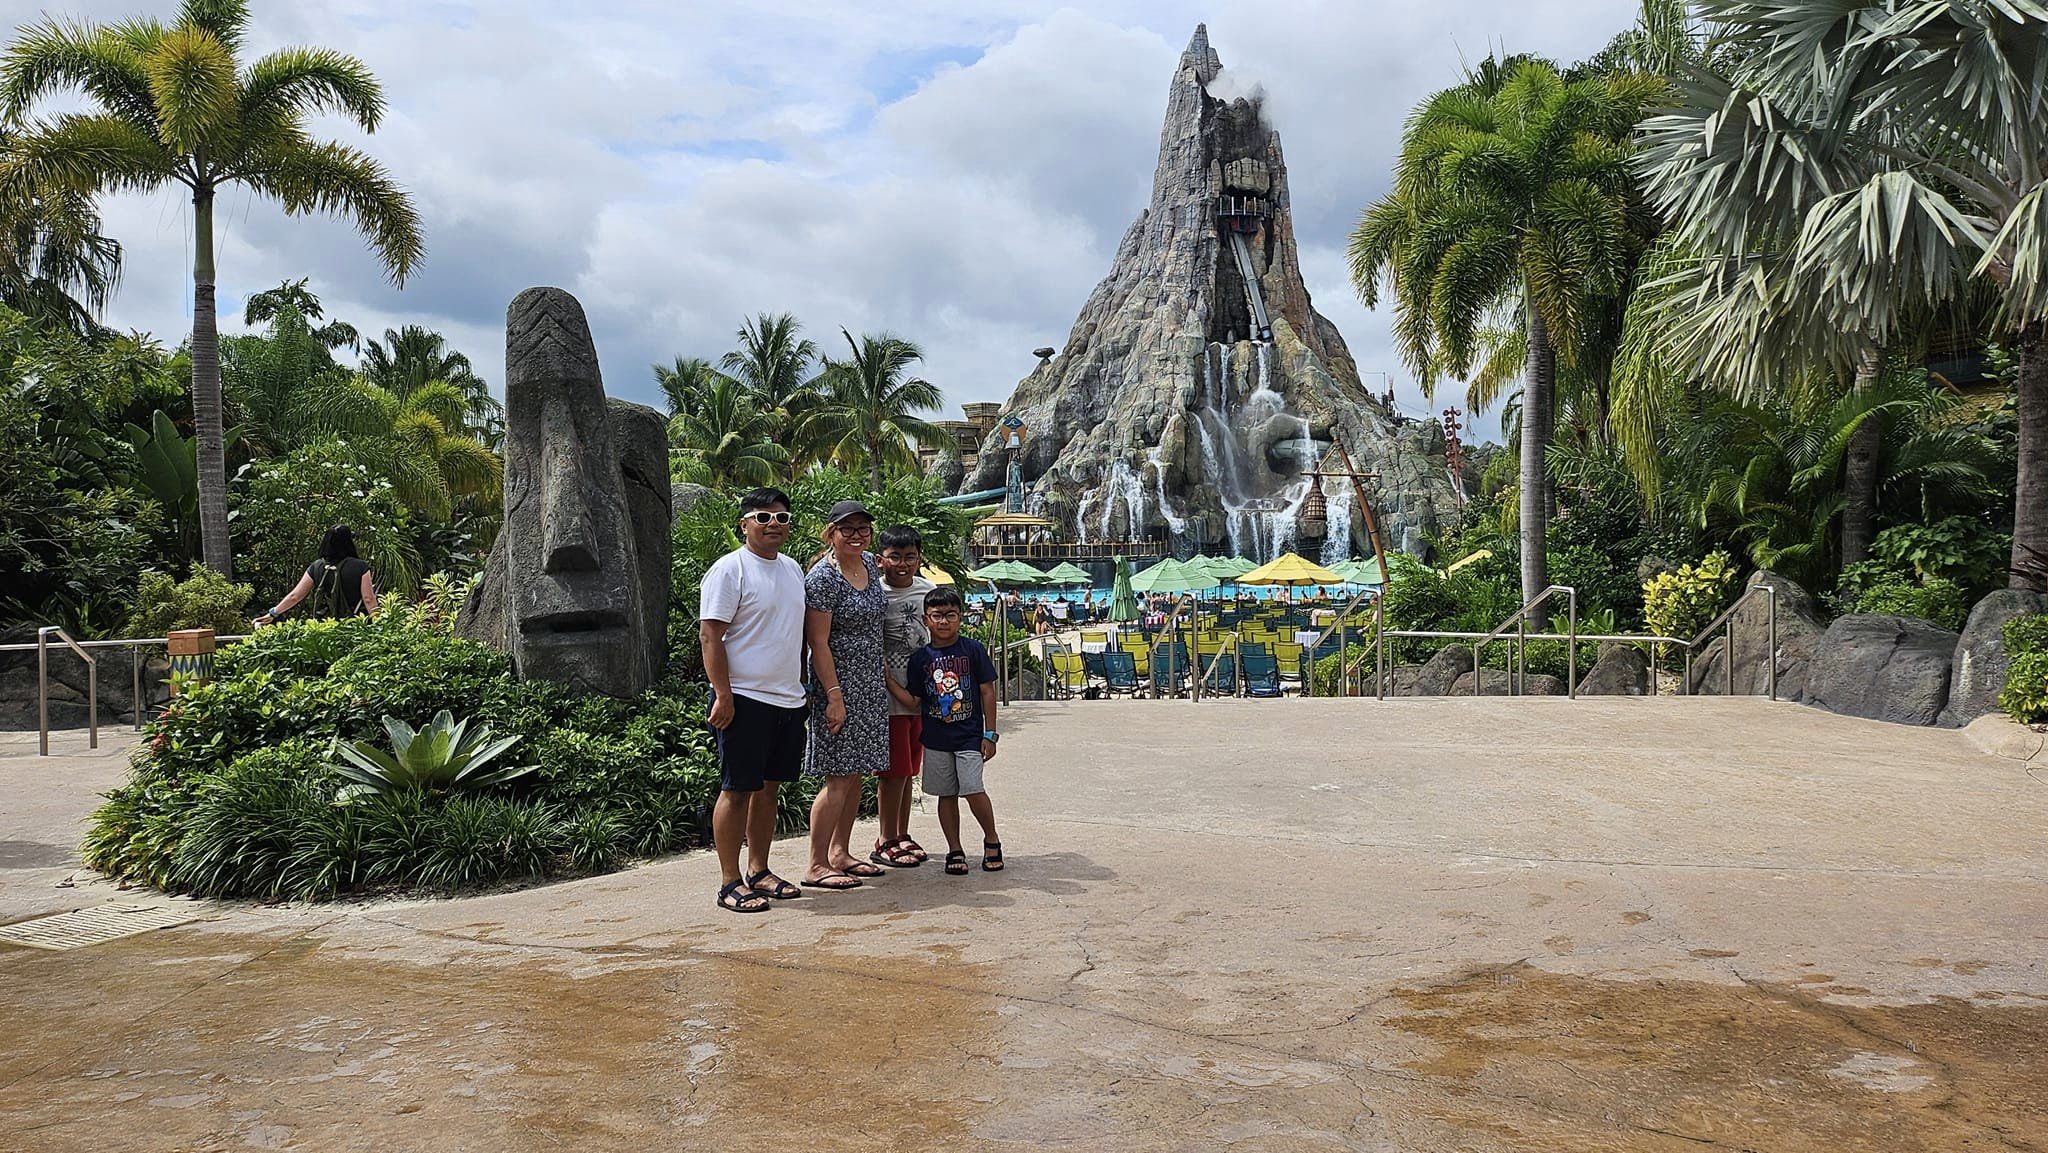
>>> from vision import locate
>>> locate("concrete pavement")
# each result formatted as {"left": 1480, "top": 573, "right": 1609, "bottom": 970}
{"left": 1, "top": 698, "right": 2044, "bottom": 1151}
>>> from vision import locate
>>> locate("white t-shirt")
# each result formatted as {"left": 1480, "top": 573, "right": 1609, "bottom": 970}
{"left": 882, "top": 575, "right": 936, "bottom": 716}
{"left": 699, "top": 546, "right": 807, "bottom": 709}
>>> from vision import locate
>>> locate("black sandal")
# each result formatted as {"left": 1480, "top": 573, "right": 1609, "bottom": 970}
{"left": 982, "top": 842, "right": 1005, "bottom": 872}
{"left": 869, "top": 841, "right": 921, "bottom": 868}
{"left": 717, "top": 879, "right": 771, "bottom": 913}
{"left": 840, "top": 860, "right": 886, "bottom": 878}
{"left": 801, "top": 871, "right": 862, "bottom": 891}
{"left": 944, "top": 849, "right": 969, "bottom": 876}
{"left": 745, "top": 870, "right": 802, "bottom": 899}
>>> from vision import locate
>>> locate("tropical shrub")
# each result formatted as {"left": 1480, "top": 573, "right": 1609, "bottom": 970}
{"left": 233, "top": 441, "right": 421, "bottom": 599}
{"left": 331, "top": 710, "right": 533, "bottom": 801}
{"left": 81, "top": 612, "right": 776, "bottom": 900}
{"left": 129, "top": 568, "right": 253, "bottom": 636}
{"left": 1642, "top": 551, "right": 1735, "bottom": 644}
{"left": 1834, "top": 561, "right": 1966, "bottom": 630}
{"left": 1998, "top": 615, "right": 2048, "bottom": 724}
{"left": 1379, "top": 550, "right": 1521, "bottom": 664}
{"left": 1868, "top": 518, "right": 2010, "bottom": 601}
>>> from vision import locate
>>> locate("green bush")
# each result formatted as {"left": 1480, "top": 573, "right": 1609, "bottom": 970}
{"left": 1836, "top": 564, "right": 1966, "bottom": 629}
{"left": 84, "top": 612, "right": 734, "bottom": 900}
{"left": 1643, "top": 551, "right": 1736, "bottom": 643}
{"left": 130, "top": 568, "right": 253, "bottom": 636}
{"left": 233, "top": 441, "right": 420, "bottom": 598}
{"left": 1999, "top": 614, "right": 2048, "bottom": 723}
{"left": 1869, "top": 517, "right": 2010, "bottom": 597}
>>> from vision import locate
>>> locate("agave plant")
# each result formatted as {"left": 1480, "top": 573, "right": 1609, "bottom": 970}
{"left": 331, "top": 710, "right": 533, "bottom": 802}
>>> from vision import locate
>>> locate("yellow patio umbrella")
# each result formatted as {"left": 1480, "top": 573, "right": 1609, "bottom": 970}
{"left": 1238, "top": 551, "right": 1345, "bottom": 587}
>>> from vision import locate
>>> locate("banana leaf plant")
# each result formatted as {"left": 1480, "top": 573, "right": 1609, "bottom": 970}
{"left": 124, "top": 409, "right": 240, "bottom": 564}
{"left": 330, "top": 710, "right": 533, "bottom": 802}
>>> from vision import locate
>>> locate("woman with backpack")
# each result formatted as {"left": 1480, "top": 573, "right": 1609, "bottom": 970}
{"left": 254, "top": 526, "right": 379, "bottom": 624}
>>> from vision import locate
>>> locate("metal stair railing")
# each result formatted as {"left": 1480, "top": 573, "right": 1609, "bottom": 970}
{"left": 1470, "top": 585, "right": 1578, "bottom": 698}
{"left": 1682, "top": 583, "right": 1779, "bottom": 701}
{"left": 36, "top": 627, "right": 95, "bottom": 756}
{"left": 1302, "top": 582, "right": 1381, "bottom": 698}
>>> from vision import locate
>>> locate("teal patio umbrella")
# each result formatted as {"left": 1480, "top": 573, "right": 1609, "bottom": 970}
{"left": 1042, "top": 562, "right": 1093, "bottom": 586}
{"left": 1130, "top": 557, "right": 1215, "bottom": 595}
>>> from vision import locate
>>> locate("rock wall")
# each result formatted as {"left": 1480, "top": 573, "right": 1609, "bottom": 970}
{"left": 966, "top": 25, "right": 1460, "bottom": 560}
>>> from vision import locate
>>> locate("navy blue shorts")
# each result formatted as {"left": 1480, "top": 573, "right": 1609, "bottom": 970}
{"left": 714, "top": 693, "right": 808, "bottom": 792}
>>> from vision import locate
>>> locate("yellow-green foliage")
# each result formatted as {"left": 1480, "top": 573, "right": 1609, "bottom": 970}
{"left": 1642, "top": 551, "right": 1736, "bottom": 642}
{"left": 130, "top": 568, "right": 253, "bottom": 637}
{"left": 1998, "top": 615, "right": 2048, "bottom": 723}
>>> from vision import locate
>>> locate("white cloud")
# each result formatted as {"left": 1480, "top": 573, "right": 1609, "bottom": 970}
{"left": 22, "top": 0, "right": 1641, "bottom": 438}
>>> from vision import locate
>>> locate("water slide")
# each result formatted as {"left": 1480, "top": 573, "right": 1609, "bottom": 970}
{"left": 1227, "top": 230, "right": 1273, "bottom": 341}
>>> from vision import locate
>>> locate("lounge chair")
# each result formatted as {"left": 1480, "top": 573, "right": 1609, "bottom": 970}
{"left": 1201, "top": 652, "right": 1238, "bottom": 695}
{"left": 1242, "top": 653, "right": 1285, "bottom": 698}
{"left": 1081, "top": 650, "right": 1107, "bottom": 680}
{"left": 1274, "top": 642, "right": 1305, "bottom": 680}
{"left": 1150, "top": 644, "right": 1191, "bottom": 697}
{"left": 1049, "top": 650, "right": 1088, "bottom": 698}
{"left": 1103, "top": 651, "right": 1141, "bottom": 695}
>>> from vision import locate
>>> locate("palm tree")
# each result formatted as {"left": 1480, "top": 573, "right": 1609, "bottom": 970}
{"left": 720, "top": 312, "right": 817, "bottom": 471}
{"left": 1350, "top": 57, "right": 1659, "bottom": 601}
{"left": 801, "top": 329, "right": 947, "bottom": 493}
{"left": 1631, "top": 0, "right": 2048, "bottom": 586}
{"left": 669, "top": 376, "right": 788, "bottom": 489}
{"left": 243, "top": 277, "right": 357, "bottom": 351}
{"left": 1, "top": 0, "right": 423, "bottom": 576}
{"left": 361, "top": 324, "right": 492, "bottom": 424}
{"left": 0, "top": 129, "right": 121, "bottom": 334}
{"left": 653, "top": 355, "right": 731, "bottom": 417}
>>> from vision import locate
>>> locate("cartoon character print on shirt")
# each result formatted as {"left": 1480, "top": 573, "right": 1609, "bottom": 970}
{"left": 926, "top": 658, "right": 970, "bottom": 723}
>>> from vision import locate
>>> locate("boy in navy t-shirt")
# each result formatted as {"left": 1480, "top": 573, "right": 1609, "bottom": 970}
{"left": 889, "top": 585, "right": 1005, "bottom": 875}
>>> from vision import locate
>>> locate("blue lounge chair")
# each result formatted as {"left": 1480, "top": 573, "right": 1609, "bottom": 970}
{"left": 1242, "top": 653, "right": 1284, "bottom": 697}
{"left": 1081, "top": 651, "right": 1107, "bottom": 680}
{"left": 1150, "top": 643, "right": 1191, "bottom": 697}
{"left": 1103, "top": 650, "right": 1141, "bottom": 695}
{"left": 1201, "top": 652, "right": 1238, "bottom": 695}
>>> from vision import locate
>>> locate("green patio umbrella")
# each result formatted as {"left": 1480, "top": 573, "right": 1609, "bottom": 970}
{"left": 1041, "top": 562, "right": 1093, "bottom": 586}
{"left": 1130, "top": 557, "right": 1216, "bottom": 595}
{"left": 966, "top": 560, "right": 1045, "bottom": 585}
{"left": 1109, "top": 556, "right": 1138, "bottom": 622}
{"left": 1330, "top": 558, "right": 1385, "bottom": 586}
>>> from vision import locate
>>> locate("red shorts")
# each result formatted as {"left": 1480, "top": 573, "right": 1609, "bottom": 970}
{"left": 884, "top": 715, "right": 924, "bottom": 779}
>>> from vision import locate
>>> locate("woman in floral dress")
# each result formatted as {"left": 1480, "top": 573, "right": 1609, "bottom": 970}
{"left": 800, "top": 501, "right": 890, "bottom": 889}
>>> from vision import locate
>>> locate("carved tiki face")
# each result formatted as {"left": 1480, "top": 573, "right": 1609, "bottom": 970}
{"left": 502, "top": 287, "right": 643, "bottom": 695}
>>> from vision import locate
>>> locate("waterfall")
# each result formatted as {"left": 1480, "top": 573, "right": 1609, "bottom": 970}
{"left": 1194, "top": 340, "right": 1315, "bottom": 561}
{"left": 1319, "top": 474, "right": 1354, "bottom": 567}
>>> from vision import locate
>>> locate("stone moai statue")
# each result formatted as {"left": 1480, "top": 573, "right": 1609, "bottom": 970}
{"left": 459, "top": 287, "right": 671, "bottom": 697}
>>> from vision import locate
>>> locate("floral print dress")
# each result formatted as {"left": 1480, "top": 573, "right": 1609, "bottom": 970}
{"left": 804, "top": 552, "right": 887, "bottom": 777}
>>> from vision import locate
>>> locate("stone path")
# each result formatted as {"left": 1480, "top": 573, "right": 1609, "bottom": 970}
{"left": 2, "top": 698, "right": 2044, "bottom": 1151}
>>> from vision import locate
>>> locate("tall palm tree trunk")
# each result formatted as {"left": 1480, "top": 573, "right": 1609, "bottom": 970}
{"left": 190, "top": 183, "right": 232, "bottom": 576}
{"left": 1841, "top": 346, "right": 1883, "bottom": 567}
{"left": 2013, "top": 323, "right": 2048, "bottom": 589}
{"left": 1520, "top": 302, "right": 1553, "bottom": 604}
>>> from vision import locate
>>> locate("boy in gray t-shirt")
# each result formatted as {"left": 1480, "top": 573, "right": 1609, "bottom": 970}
{"left": 873, "top": 525, "right": 936, "bottom": 867}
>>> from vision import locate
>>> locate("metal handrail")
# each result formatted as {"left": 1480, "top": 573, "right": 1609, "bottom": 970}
{"left": 37, "top": 626, "right": 96, "bottom": 756}
{"left": 1683, "top": 583, "right": 1778, "bottom": 701}
{"left": 1302, "top": 584, "right": 1381, "bottom": 698}
{"left": 1471, "top": 585, "right": 1577, "bottom": 698}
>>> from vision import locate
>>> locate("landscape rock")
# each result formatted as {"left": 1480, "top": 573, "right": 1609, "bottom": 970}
{"left": 458, "top": 288, "right": 672, "bottom": 698}
{"left": 1452, "top": 670, "right": 1566, "bottom": 696}
{"left": 963, "top": 26, "right": 1459, "bottom": 558}
{"left": 1400, "top": 645, "right": 1474, "bottom": 696}
{"left": 1804, "top": 613, "right": 1959, "bottom": 726}
{"left": 1938, "top": 589, "right": 2048, "bottom": 728}
{"left": 673, "top": 482, "right": 715, "bottom": 516}
{"left": 1579, "top": 644, "right": 1650, "bottom": 696}
{"left": 1684, "top": 570, "right": 1825, "bottom": 701}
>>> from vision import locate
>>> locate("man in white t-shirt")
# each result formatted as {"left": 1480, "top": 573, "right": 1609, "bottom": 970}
{"left": 699, "top": 488, "right": 808, "bottom": 913}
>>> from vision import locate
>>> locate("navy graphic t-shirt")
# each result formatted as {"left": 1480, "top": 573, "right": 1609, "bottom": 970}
{"left": 905, "top": 637, "right": 998, "bottom": 753}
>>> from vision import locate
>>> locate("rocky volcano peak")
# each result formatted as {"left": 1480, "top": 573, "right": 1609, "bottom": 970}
{"left": 963, "top": 27, "right": 1460, "bottom": 561}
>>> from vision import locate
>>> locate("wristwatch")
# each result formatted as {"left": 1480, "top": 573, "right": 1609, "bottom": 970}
{"left": 982, "top": 730, "right": 999, "bottom": 744}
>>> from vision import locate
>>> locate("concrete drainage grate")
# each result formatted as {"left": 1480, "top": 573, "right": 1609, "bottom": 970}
{"left": 0, "top": 903, "right": 203, "bottom": 951}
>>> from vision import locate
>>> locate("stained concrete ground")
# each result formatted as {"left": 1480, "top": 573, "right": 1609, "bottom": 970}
{"left": 2, "top": 698, "right": 2045, "bottom": 1152}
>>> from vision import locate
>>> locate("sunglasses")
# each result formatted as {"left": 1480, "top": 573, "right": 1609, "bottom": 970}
{"left": 742, "top": 511, "right": 793, "bottom": 526}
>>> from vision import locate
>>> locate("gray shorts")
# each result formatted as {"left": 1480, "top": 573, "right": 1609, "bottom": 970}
{"left": 921, "top": 748, "right": 986, "bottom": 797}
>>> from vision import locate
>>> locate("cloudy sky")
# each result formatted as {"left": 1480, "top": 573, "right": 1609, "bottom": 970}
{"left": 14, "top": 1, "right": 1641, "bottom": 438}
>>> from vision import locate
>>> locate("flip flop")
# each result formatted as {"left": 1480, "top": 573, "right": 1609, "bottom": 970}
{"left": 745, "top": 870, "right": 802, "bottom": 899}
{"left": 717, "top": 879, "right": 771, "bottom": 913}
{"left": 839, "top": 860, "right": 886, "bottom": 878}
{"left": 801, "top": 872, "right": 862, "bottom": 891}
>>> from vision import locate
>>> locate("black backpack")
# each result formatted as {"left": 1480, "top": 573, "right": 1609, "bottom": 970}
{"left": 307, "top": 558, "right": 354, "bottom": 619}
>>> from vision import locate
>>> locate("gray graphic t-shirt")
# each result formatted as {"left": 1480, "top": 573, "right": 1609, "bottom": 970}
{"left": 882, "top": 576, "right": 936, "bottom": 716}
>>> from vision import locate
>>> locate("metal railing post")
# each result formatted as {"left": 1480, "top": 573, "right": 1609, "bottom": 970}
{"left": 132, "top": 645, "right": 144, "bottom": 730}
{"left": 36, "top": 628, "right": 48, "bottom": 757}
{"left": 1766, "top": 588, "right": 1778, "bottom": 701}
{"left": 1566, "top": 588, "right": 1578, "bottom": 699}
